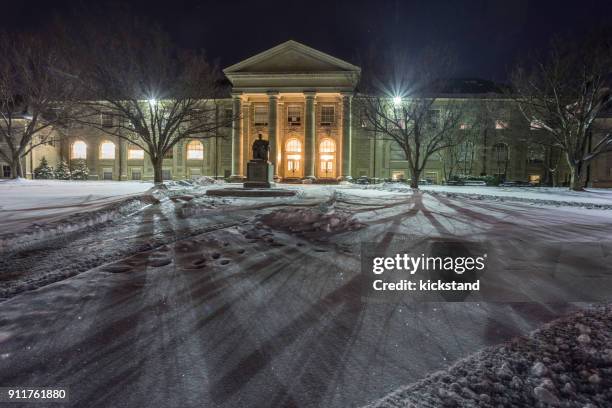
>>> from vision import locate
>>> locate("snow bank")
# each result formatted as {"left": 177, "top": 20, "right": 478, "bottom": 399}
{"left": 364, "top": 304, "right": 612, "bottom": 408}
{"left": 259, "top": 192, "right": 362, "bottom": 235}
{"left": 191, "top": 175, "right": 223, "bottom": 186}
{"left": 0, "top": 180, "right": 155, "bottom": 252}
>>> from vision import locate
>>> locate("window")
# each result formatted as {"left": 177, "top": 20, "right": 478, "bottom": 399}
{"left": 319, "top": 138, "right": 335, "bottom": 154}
{"left": 101, "top": 113, "right": 114, "bottom": 127}
{"left": 495, "top": 120, "right": 509, "bottom": 130}
{"left": 99, "top": 141, "right": 116, "bottom": 159}
{"left": 164, "top": 149, "right": 174, "bottom": 159}
{"left": 493, "top": 143, "right": 509, "bottom": 162}
{"left": 530, "top": 119, "right": 543, "bottom": 130}
{"left": 131, "top": 168, "right": 142, "bottom": 180}
{"left": 427, "top": 110, "right": 440, "bottom": 128}
{"left": 254, "top": 106, "right": 268, "bottom": 126}
{"left": 187, "top": 140, "right": 204, "bottom": 160}
{"left": 2, "top": 165, "right": 10, "bottom": 178}
{"left": 390, "top": 143, "right": 405, "bottom": 161}
{"left": 224, "top": 108, "right": 233, "bottom": 121}
{"left": 162, "top": 169, "right": 172, "bottom": 180}
{"left": 459, "top": 122, "right": 471, "bottom": 130}
{"left": 320, "top": 106, "right": 335, "bottom": 125}
{"left": 103, "top": 168, "right": 113, "bottom": 180}
{"left": 529, "top": 175, "right": 541, "bottom": 184}
{"left": 72, "top": 141, "right": 87, "bottom": 159}
{"left": 128, "top": 146, "right": 144, "bottom": 160}
{"left": 287, "top": 106, "right": 302, "bottom": 125}
{"left": 286, "top": 138, "right": 302, "bottom": 153}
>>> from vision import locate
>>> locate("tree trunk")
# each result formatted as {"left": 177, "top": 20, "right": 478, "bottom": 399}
{"left": 9, "top": 157, "right": 23, "bottom": 179}
{"left": 569, "top": 164, "right": 584, "bottom": 191}
{"left": 152, "top": 157, "right": 164, "bottom": 184}
{"left": 410, "top": 169, "right": 420, "bottom": 189}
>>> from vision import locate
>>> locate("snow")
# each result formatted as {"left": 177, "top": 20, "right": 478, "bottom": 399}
{"left": 0, "top": 180, "right": 153, "bottom": 252}
{"left": 364, "top": 304, "right": 612, "bottom": 408}
{"left": 0, "top": 184, "right": 611, "bottom": 407}
{"left": 376, "top": 183, "right": 612, "bottom": 208}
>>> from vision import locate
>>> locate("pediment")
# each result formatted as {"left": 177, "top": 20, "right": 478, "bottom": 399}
{"left": 223, "top": 40, "right": 360, "bottom": 75}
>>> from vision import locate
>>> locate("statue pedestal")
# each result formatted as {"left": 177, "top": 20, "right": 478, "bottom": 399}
{"left": 244, "top": 160, "right": 274, "bottom": 188}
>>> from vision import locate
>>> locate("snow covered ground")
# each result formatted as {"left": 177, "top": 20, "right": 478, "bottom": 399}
{"left": 0, "top": 184, "right": 611, "bottom": 407}
{"left": 378, "top": 183, "right": 612, "bottom": 209}
{"left": 0, "top": 179, "right": 153, "bottom": 234}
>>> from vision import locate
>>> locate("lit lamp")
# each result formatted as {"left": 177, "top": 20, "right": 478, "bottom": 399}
{"left": 393, "top": 96, "right": 402, "bottom": 106}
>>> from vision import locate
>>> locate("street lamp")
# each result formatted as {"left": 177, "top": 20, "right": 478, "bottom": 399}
{"left": 148, "top": 98, "right": 157, "bottom": 107}
{"left": 393, "top": 96, "right": 402, "bottom": 106}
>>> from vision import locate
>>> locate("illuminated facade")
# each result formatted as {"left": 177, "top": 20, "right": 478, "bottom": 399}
{"left": 3, "top": 40, "right": 612, "bottom": 187}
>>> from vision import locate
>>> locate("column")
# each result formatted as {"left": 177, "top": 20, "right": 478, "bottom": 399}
{"left": 230, "top": 93, "right": 242, "bottom": 180}
{"left": 267, "top": 91, "right": 278, "bottom": 174}
{"left": 119, "top": 139, "right": 128, "bottom": 180}
{"left": 242, "top": 101, "right": 250, "bottom": 166}
{"left": 341, "top": 93, "right": 353, "bottom": 180}
{"left": 304, "top": 91, "right": 316, "bottom": 179}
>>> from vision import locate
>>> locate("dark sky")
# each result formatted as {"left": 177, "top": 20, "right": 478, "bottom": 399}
{"left": 3, "top": 0, "right": 612, "bottom": 82}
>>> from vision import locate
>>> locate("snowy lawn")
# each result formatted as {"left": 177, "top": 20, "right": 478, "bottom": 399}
{"left": 0, "top": 179, "right": 153, "bottom": 231}
{"left": 411, "top": 184, "right": 612, "bottom": 208}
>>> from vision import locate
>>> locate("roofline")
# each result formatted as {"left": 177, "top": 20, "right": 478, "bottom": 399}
{"left": 223, "top": 40, "right": 361, "bottom": 74}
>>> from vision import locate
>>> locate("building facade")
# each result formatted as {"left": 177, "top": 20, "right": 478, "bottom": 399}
{"left": 3, "top": 40, "right": 612, "bottom": 187}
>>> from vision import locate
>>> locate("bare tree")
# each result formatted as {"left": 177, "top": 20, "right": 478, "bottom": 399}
{"left": 65, "top": 19, "right": 231, "bottom": 184}
{"left": 0, "top": 32, "right": 75, "bottom": 178}
{"left": 511, "top": 31, "right": 612, "bottom": 191}
{"left": 359, "top": 47, "right": 465, "bottom": 188}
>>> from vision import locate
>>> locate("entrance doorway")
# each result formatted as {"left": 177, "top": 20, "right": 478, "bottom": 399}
{"left": 285, "top": 138, "right": 303, "bottom": 178}
{"left": 319, "top": 138, "right": 336, "bottom": 179}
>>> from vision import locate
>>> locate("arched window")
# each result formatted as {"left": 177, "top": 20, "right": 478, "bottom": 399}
{"left": 71, "top": 141, "right": 87, "bottom": 159}
{"left": 320, "top": 138, "right": 336, "bottom": 154}
{"left": 128, "top": 145, "right": 144, "bottom": 160}
{"left": 286, "top": 138, "right": 301, "bottom": 153}
{"left": 186, "top": 140, "right": 204, "bottom": 160}
{"left": 99, "top": 141, "right": 116, "bottom": 159}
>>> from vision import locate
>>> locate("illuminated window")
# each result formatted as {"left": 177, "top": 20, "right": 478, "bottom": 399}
{"left": 320, "top": 138, "right": 336, "bottom": 153}
{"left": 99, "top": 141, "right": 116, "bottom": 159}
{"left": 459, "top": 122, "right": 471, "bottom": 130}
{"left": 187, "top": 140, "right": 204, "bottom": 160}
{"left": 320, "top": 106, "right": 335, "bottom": 125}
{"left": 71, "top": 141, "right": 87, "bottom": 159}
{"left": 287, "top": 106, "right": 302, "bottom": 125}
{"left": 530, "top": 119, "right": 543, "bottom": 130}
{"left": 254, "top": 106, "right": 268, "bottom": 126}
{"left": 286, "top": 138, "right": 302, "bottom": 153}
{"left": 495, "top": 120, "right": 508, "bottom": 130}
{"left": 128, "top": 146, "right": 144, "bottom": 160}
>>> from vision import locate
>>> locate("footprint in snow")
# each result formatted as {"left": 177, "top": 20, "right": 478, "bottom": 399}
{"left": 149, "top": 258, "right": 172, "bottom": 267}
{"left": 219, "top": 259, "right": 230, "bottom": 265}
{"left": 211, "top": 253, "right": 221, "bottom": 259}
{"left": 102, "top": 264, "right": 132, "bottom": 273}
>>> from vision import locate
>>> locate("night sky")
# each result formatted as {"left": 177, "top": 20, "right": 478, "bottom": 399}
{"left": 3, "top": 0, "right": 612, "bottom": 82}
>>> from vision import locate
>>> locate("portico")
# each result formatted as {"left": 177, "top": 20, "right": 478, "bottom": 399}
{"left": 223, "top": 40, "right": 360, "bottom": 181}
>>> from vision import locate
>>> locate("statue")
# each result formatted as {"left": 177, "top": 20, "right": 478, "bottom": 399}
{"left": 252, "top": 134, "right": 269, "bottom": 161}
{"left": 244, "top": 134, "right": 274, "bottom": 188}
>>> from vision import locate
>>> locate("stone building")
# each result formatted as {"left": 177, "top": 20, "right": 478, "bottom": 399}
{"left": 2, "top": 40, "right": 611, "bottom": 187}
